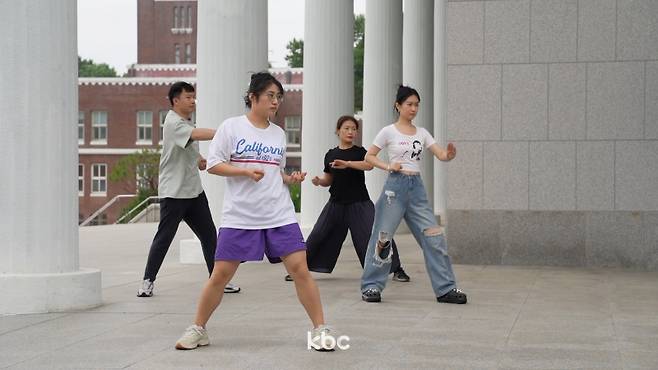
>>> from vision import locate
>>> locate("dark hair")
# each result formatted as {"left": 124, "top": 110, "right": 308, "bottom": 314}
{"left": 244, "top": 72, "right": 284, "bottom": 108}
{"left": 168, "top": 81, "right": 195, "bottom": 106}
{"left": 394, "top": 85, "right": 421, "bottom": 112}
{"left": 336, "top": 115, "right": 359, "bottom": 131}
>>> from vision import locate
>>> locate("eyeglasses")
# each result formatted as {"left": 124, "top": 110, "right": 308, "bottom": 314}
{"left": 265, "top": 92, "right": 284, "bottom": 103}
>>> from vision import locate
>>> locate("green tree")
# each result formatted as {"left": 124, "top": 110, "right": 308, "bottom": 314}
{"left": 109, "top": 148, "right": 161, "bottom": 223}
{"left": 285, "top": 38, "right": 304, "bottom": 68}
{"left": 109, "top": 148, "right": 160, "bottom": 192}
{"left": 283, "top": 14, "right": 366, "bottom": 111}
{"left": 78, "top": 56, "right": 118, "bottom": 77}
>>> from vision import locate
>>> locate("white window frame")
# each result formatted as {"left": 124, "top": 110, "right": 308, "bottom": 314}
{"left": 91, "top": 111, "right": 107, "bottom": 145}
{"left": 285, "top": 116, "right": 301, "bottom": 147}
{"left": 173, "top": 6, "right": 180, "bottom": 28}
{"left": 78, "top": 111, "right": 84, "bottom": 145}
{"left": 78, "top": 164, "right": 84, "bottom": 196}
{"left": 185, "top": 43, "right": 192, "bottom": 64}
{"left": 91, "top": 163, "right": 107, "bottom": 196}
{"left": 159, "top": 110, "right": 167, "bottom": 144}
{"left": 174, "top": 44, "right": 181, "bottom": 64}
{"left": 136, "top": 111, "right": 153, "bottom": 144}
{"left": 187, "top": 5, "right": 193, "bottom": 30}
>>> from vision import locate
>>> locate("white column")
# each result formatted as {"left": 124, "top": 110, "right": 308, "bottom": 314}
{"left": 0, "top": 0, "right": 101, "bottom": 313}
{"left": 362, "top": 0, "right": 403, "bottom": 201}
{"left": 403, "top": 0, "right": 435, "bottom": 214}
{"left": 300, "top": 0, "right": 354, "bottom": 230}
{"left": 181, "top": 0, "right": 268, "bottom": 263}
{"left": 433, "top": 0, "right": 448, "bottom": 223}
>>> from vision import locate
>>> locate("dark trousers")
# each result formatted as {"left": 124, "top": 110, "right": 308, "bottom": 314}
{"left": 306, "top": 200, "right": 402, "bottom": 274}
{"left": 143, "top": 192, "right": 217, "bottom": 281}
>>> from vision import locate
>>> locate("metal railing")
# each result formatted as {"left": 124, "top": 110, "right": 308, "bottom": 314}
{"left": 80, "top": 194, "right": 162, "bottom": 226}
{"left": 115, "top": 196, "right": 160, "bottom": 224}
{"left": 80, "top": 194, "right": 137, "bottom": 226}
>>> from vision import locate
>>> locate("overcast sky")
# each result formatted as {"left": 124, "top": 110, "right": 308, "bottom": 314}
{"left": 78, "top": 0, "right": 365, "bottom": 74}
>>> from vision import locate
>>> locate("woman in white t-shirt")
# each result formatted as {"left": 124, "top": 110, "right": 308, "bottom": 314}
{"left": 175, "top": 72, "right": 337, "bottom": 351}
{"left": 360, "top": 85, "right": 468, "bottom": 305}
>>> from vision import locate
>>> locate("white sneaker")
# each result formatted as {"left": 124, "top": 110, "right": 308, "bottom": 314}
{"left": 175, "top": 325, "right": 209, "bottom": 350}
{"left": 309, "top": 325, "right": 338, "bottom": 352}
{"left": 224, "top": 282, "right": 241, "bottom": 293}
{"left": 137, "top": 279, "right": 154, "bottom": 297}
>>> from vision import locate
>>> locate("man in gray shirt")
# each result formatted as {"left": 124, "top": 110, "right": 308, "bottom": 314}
{"left": 138, "top": 81, "right": 240, "bottom": 297}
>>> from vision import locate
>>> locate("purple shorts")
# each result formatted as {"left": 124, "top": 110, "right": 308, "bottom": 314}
{"left": 214, "top": 223, "right": 306, "bottom": 263}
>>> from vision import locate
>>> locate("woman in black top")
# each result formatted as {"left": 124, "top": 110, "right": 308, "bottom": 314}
{"left": 285, "top": 116, "right": 409, "bottom": 282}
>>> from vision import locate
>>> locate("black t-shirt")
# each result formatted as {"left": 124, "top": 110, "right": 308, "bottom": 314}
{"left": 323, "top": 146, "right": 370, "bottom": 204}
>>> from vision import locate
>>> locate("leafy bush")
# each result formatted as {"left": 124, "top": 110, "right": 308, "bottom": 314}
{"left": 289, "top": 183, "right": 301, "bottom": 213}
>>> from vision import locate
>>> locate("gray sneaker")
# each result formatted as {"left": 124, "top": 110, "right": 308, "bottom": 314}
{"left": 175, "top": 325, "right": 209, "bottom": 350}
{"left": 137, "top": 279, "right": 153, "bottom": 297}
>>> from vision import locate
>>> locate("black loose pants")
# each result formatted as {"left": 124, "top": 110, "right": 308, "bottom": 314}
{"left": 143, "top": 192, "right": 216, "bottom": 281}
{"left": 306, "top": 200, "right": 402, "bottom": 274}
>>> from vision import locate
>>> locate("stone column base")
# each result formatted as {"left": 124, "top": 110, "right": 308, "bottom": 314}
{"left": 0, "top": 268, "right": 102, "bottom": 314}
{"left": 179, "top": 238, "right": 205, "bottom": 264}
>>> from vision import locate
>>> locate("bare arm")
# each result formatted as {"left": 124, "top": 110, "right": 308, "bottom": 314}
{"left": 331, "top": 159, "right": 374, "bottom": 171}
{"left": 348, "top": 160, "right": 374, "bottom": 171}
{"left": 190, "top": 128, "right": 216, "bottom": 141}
{"left": 364, "top": 145, "right": 402, "bottom": 172}
{"left": 428, "top": 142, "right": 457, "bottom": 162}
{"left": 208, "top": 162, "right": 264, "bottom": 181}
{"left": 311, "top": 172, "right": 333, "bottom": 187}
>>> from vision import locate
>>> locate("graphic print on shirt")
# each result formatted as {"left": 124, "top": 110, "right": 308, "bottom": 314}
{"left": 410, "top": 140, "right": 422, "bottom": 160}
{"left": 231, "top": 138, "right": 284, "bottom": 166}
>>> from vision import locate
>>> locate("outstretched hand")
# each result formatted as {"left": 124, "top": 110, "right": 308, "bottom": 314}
{"left": 331, "top": 160, "right": 349, "bottom": 169}
{"left": 288, "top": 171, "right": 307, "bottom": 184}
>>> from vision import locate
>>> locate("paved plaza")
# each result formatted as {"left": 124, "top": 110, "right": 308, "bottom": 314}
{"left": 1, "top": 223, "right": 657, "bottom": 369}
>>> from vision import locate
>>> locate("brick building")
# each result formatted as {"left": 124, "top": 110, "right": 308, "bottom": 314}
{"left": 78, "top": 0, "right": 303, "bottom": 224}
{"left": 137, "top": 0, "right": 197, "bottom": 64}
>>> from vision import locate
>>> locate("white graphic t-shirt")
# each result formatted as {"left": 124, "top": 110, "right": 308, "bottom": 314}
{"left": 207, "top": 115, "right": 297, "bottom": 229}
{"left": 372, "top": 124, "right": 436, "bottom": 173}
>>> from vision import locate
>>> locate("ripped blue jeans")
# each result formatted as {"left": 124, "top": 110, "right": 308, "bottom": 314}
{"left": 360, "top": 172, "right": 457, "bottom": 297}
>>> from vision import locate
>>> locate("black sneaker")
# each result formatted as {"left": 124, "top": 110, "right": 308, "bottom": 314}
{"left": 284, "top": 274, "right": 293, "bottom": 282}
{"left": 361, "top": 288, "right": 381, "bottom": 303}
{"left": 436, "top": 288, "right": 467, "bottom": 304}
{"left": 392, "top": 268, "right": 410, "bottom": 282}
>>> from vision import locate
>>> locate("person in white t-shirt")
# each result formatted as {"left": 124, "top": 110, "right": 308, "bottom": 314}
{"left": 175, "top": 72, "right": 338, "bottom": 351}
{"left": 360, "top": 85, "right": 468, "bottom": 305}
